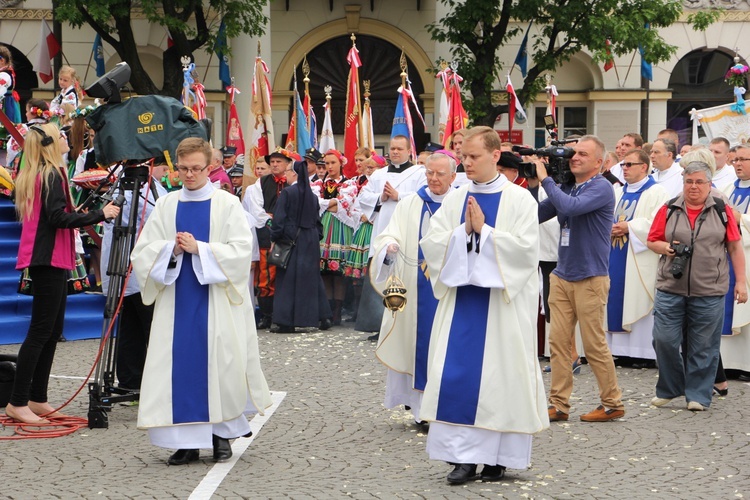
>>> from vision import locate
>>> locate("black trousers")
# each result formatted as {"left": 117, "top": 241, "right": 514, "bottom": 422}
{"left": 116, "top": 293, "right": 153, "bottom": 390}
{"left": 10, "top": 266, "right": 67, "bottom": 406}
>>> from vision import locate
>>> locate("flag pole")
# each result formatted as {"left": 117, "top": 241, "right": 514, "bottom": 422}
{"left": 82, "top": 45, "right": 95, "bottom": 85}
{"left": 303, "top": 54, "right": 311, "bottom": 134}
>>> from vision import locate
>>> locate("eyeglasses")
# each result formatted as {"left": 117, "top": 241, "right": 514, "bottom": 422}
{"left": 425, "top": 169, "right": 449, "bottom": 177}
{"left": 730, "top": 158, "right": 750, "bottom": 164}
{"left": 175, "top": 165, "right": 209, "bottom": 174}
{"left": 683, "top": 179, "right": 710, "bottom": 186}
{"left": 621, "top": 162, "right": 645, "bottom": 168}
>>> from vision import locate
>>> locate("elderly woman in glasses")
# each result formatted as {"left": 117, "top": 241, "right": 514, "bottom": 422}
{"left": 646, "top": 160, "right": 747, "bottom": 412}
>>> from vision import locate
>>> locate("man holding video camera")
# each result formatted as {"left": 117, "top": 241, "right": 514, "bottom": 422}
{"left": 646, "top": 160, "right": 746, "bottom": 411}
{"left": 537, "top": 135, "right": 625, "bottom": 422}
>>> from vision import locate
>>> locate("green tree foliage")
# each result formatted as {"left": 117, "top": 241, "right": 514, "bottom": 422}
{"left": 428, "top": 0, "right": 720, "bottom": 126}
{"left": 55, "top": 0, "right": 268, "bottom": 97}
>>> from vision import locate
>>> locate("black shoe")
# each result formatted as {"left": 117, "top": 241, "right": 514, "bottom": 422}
{"left": 257, "top": 316, "right": 272, "bottom": 330}
{"left": 167, "top": 449, "right": 199, "bottom": 465}
{"left": 319, "top": 318, "right": 332, "bottom": 331}
{"left": 57, "top": 334, "right": 67, "bottom": 342}
{"left": 270, "top": 324, "right": 296, "bottom": 334}
{"left": 480, "top": 464, "right": 506, "bottom": 482}
{"left": 367, "top": 333, "right": 379, "bottom": 342}
{"left": 212, "top": 435, "right": 232, "bottom": 462}
{"left": 447, "top": 463, "right": 477, "bottom": 484}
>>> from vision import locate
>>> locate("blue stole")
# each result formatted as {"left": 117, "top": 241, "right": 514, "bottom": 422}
{"left": 414, "top": 187, "right": 441, "bottom": 391}
{"left": 723, "top": 182, "right": 750, "bottom": 335}
{"left": 172, "top": 199, "right": 211, "bottom": 423}
{"left": 435, "top": 190, "right": 501, "bottom": 425}
{"left": 607, "top": 177, "right": 656, "bottom": 331}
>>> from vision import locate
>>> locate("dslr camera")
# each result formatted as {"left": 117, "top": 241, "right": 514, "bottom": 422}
{"left": 669, "top": 242, "right": 692, "bottom": 279}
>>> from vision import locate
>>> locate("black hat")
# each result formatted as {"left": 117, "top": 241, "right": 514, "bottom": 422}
{"left": 497, "top": 151, "right": 523, "bottom": 170}
{"left": 423, "top": 142, "right": 442, "bottom": 153}
{"left": 227, "top": 165, "right": 244, "bottom": 177}
{"left": 222, "top": 146, "right": 237, "bottom": 157}
{"left": 303, "top": 147, "right": 322, "bottom": 163}
{"left": 264, "top": 147, "right": 297, "bottom": 164}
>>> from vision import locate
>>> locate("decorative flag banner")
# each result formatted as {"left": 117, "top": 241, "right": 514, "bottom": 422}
{"left": 545, "top": 79, "right": 558, "bottom": 137}
{"left": 295, "top": 90, "right": 312, "bottom": 154}
{"left": 343, "top": 34, "right": 362, "bottom": 178}
{"left": 639, "top": 45, "right": 653, "bottom": 81}
{"left": 360, "top": 80, "right": 375, "bottom": 151}
{"left": 245, "top": 51, "right": 275, "bottom": 191}
{"left": 301, "top": 57, "right": 318, "bottom": 149}
{"left": 226, "top": 84, "right": 245, "bottom": 164}
{"left": 284, "top": 91, "right": 297, "bottom": 152}
{"left": 691, "top": 102, "right": 750, "bottom": 147}
{"left": 215, "top": 20, "right": 232, "bottom": 89}
{"left": 34, "top": 20, "right": 61, "bottom": 84}
{"left": 93, "top": 34, "right": 106, "bottom": 77}
{"left": 391, "top": 52, "right": 425, "bottom": 158}
{"left": 436, "top": 63, "right": 451, "bottom": 147}
{"left": 505, "top": 75, "right": 527, "bottom": 136}
{"left": 192, "top": 81, "right": 206, "bottom": 120}
{"left": 442, "top": 67, "right": 469, "bottom": 149}
{"left": 514, "top": 22, "right": 532, "bottom": 78}
{"left": 180, "top": 58, "right": 198, "bottom": 111}
{"left": 603, "top": 39, "right": 614, "bottom": 72}
{"left": 319, "top": 86, "right": 336, "bottom": 153}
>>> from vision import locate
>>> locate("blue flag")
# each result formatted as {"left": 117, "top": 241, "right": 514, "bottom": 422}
{"left": 295, "top": 92, "right": 312, "bottom": 154}
{"left": 639, "top": 45, "right": 653, "bottom": 81}
{"left": 391, "top": 91, "right": 409, "bottom": 139}
{"left": 93, "top": 34, "right": 105, "bottom": 77}
{"left": 514, "top": 23, "right": 532, "bottom": 78}
{"left": 215, "top": 20, "right": 231, "bottom": 89}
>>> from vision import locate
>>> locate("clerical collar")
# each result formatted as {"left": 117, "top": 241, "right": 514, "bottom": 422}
{"left": 426, "top": 188, "right": 449, "bottom": 202}
{"left": 179, "top": 181, "right": 215, "bottom": 202}
{"left": 387, "top": 161, "right": 412, "bottom": 173}
{"left": 738, "top": 179, "right": 750, "bottom": 188}
{"left": 469, "top": 174, "right": 506, "bottom": 194}
{"left": 625, "top": 175, "right": 651, "bottom": 193}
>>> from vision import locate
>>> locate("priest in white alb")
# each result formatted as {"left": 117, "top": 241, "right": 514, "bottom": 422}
{"left": 131, "top": 138, "right": 272, "bottom": 466}
{"left": 370, "top": 153, "right": 456, "bottom": 423}
{"left": 419, "top": 127, "right": 549, "bottom": 485}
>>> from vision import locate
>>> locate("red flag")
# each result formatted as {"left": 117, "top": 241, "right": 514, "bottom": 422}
{"left": 343, "top": 42, "right": 362, "bottom": 178}
{"left": 284, "top": 97, "right": 297, "bottom": 152}
{"left": 33, "top": 21, "right": 60, "bottom": 84}
{"left": 226, "top": 85, "right": 245, "bottom": 162}
{"left": 604, "top": 39, "right": 614, "bottom": 72}
{"left": 505, "top": 76, "right": 527, "bottom": 136}
{"left": 443, "top": 72, "right": 469, "bottom": 148}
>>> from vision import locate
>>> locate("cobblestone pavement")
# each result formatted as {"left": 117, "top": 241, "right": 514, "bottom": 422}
{"left": 1, "top": 325, "right": 749, "bottom": 499}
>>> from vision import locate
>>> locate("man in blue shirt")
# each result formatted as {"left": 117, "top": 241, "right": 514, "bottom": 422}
{"left": 537, "top": 135, "right": 625, "bottom": 422}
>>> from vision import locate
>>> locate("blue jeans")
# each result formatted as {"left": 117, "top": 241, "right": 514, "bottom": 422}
{"left": 652, "top": 290, "right": 723, "bottom": 407}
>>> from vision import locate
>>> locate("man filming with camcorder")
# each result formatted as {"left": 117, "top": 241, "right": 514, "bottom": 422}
{"left": 537, "top": 135, "right": 626, "bottom": 423}
{"left": 646, "top": 160, "right": 746, "bottom": 412}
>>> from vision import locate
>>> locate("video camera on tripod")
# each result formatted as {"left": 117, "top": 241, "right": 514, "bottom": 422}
{"left": 511, "top": 114, "right": 577, "bottom": 184}
{"left": 82, "top": 62, "right": 208, "bottom": 429}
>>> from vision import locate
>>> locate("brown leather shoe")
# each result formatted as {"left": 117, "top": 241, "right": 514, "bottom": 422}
{"left": 580, "top": 405, "right": 625, "bottom": 422}
{"left": 548, "top": 406, "right": 568, "bottom": 421}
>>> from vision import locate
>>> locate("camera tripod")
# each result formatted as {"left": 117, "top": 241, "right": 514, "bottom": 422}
{"left": 87, "top": 165, "right": 160, "bottom": 429}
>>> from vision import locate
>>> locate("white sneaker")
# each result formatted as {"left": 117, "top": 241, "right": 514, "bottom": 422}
{"left": 651, "top": 397, "right": 673, "bottom": 407}
{"left": 687, "top": 401, "right": 706, "bottom": 411}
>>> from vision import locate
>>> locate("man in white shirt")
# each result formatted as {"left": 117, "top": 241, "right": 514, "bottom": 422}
{"left": 610, "top": 133, "right": 644, "bottom": 184}
{"left": 650, "top": 139, "right": 684, "bottom": 197}
{"left": 710, "top": 137, "right": 737, "bottom": 190}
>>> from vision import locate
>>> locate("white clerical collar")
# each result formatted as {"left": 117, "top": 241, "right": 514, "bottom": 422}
{"left": 738, "top": 179, "right": 750, "bottom": 188}
{"left": 426, "top": 187, "right": 450, "bottom": 202}
{"left": 179, "top": 181, "right": 215, "bottom": 201}
{"left": 469, "top": 173, "right": 507, "bottom": 194}
{"left": 625, "top": 175, "right": 651, "bottom": 193}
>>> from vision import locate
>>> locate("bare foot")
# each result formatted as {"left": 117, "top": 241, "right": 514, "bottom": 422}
{"left": 28, "top": 401, "right": 67, "bottom": 418}
{"left": 5, "top": 404, "right": 48, "bottom": 424}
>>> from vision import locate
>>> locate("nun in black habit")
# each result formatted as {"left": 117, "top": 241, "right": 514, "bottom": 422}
{"left": 270, "top": 161, "right": 333, "bottom": 333}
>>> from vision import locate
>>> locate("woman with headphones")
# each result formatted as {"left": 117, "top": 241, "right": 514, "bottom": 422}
{"left": 5, "top": 123, "right": 119, "bottom": 424}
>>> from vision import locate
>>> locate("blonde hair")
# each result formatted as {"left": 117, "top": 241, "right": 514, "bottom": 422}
{"left": 15, "top": 123, "right": 67, "bottom": 220}
{"left": 59, "top": 65, "right": 84, "bottom": 103}
{"left": 463, "top": 126, "right": 502, "bottom": 152}
{"left": 680, "top": 148, "right": 716, "bottom": 175}
{"left": 354, "top": 147, "right": 371, "bottom": 158}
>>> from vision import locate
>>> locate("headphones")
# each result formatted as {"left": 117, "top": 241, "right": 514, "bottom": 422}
{"left": 29, "top": 125, "right": 54, "bottom": 147}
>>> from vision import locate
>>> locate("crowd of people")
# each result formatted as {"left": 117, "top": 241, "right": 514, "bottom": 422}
{"left": 1, "top": 56, "right": 749, "bottom": 484}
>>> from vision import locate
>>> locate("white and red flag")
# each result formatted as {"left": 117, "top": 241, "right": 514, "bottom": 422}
{"left": 34, "top": 20, "right": 60, "bottom": 84}
{"left": 343, "top": 39, "right": 362, "bottom": 178}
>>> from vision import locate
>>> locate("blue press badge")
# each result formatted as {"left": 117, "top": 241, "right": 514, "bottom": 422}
{"left": 561, "top": 228, "right": 570, "bottom": 247}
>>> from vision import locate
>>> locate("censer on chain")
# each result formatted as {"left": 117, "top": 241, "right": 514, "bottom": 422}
{"left": 382, "top": 274, "right": 407, "bottom": 313}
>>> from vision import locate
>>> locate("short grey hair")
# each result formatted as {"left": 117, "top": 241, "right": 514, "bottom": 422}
{"left": 426, "top": 153, "right": 457, "bottom": 173}
{"left": 683, "top": 161, "right": 713, "bottom": 181}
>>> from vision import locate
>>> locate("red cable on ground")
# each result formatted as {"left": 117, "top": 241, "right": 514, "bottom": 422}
{"left": 1, "top": 161, "right": 156, "bottom": 440}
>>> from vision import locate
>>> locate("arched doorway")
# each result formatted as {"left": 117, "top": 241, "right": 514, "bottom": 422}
{"left": 0, "top": 43, "right": 39, "bottom": 111}
{"left": 291, "top": 34, "right": 426, "bottom": 150}
{"left": 667, "top": 49, "right": 739, "bottom": 145}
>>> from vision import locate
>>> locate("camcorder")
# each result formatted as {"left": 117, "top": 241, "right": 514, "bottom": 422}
{"left": 512, "top": 142, "right": 576, "bottom": 184}
{"left": 669, "top": 242, "right": 692, "bottom": 279}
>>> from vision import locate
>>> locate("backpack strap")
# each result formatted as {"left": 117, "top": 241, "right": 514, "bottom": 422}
{"left": 665, "top": 195, "right": 727, "bottom": 228}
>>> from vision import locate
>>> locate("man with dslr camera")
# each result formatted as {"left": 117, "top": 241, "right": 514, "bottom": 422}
{"left": 537, "top": 135, "right": 625, "bottom": 422}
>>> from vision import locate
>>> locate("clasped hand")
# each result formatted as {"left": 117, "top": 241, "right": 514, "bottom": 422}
{"left": 464, "top": 196, "right": 485, "bottom": 235}
{"left": 173, "top": 232, "right": 199, "bottom": 255}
